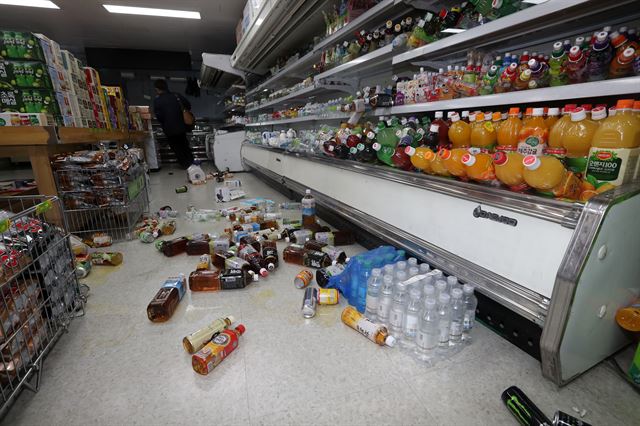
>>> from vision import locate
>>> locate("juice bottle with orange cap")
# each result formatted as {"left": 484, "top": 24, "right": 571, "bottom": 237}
{"left": 461, "top": 150, "right": 496, "bottom": 183}
{"left": 522, "top": 108, "right": 533, "bottom": 126}
{"left": 469, "top": 112, "right": 497, "bottom": 151}
{"left": 548, "top": 104, "right": 576, "bottom": 151}
{"left": 429, "top": 148, "right": 452, "bottom": 177}
{"left": 545, "top": 107, "right": 560, "bottom": 129}
{"left": 439, "top": 148, "right": 468, "bottom": 178}
{"left": 448, "top": 112, "right": 471, "bottom": 148}
{"left": 491, "top": 111, "right": 503, "bottom": 131}
{"left": 406, "top": 144, "right": 435, "bottom": 174}
{"left": 562, "top": 107, "right": 600, "bottom": 174}
{"left": 517, "top": 107, "right": 548, "bottom": 156}
{"left": 493, "top": 151, "right": 529, "bottom": 191}
{"left": 497, "top": 107, "right": 522, "bottom": 152}
{"left": 522, "top": 155, "right": 582, "bottom": 199}
{"left": 585, "top": 99, "right": 640, "bottom": 190}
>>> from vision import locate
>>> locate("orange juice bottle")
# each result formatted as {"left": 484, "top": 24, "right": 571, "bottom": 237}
{"left": 439, "top": 148, "right": 468, "bottom": 178}
{"left": 522, "top": 155, "right": 582, "bottom": 199}
{"left": 522, "top": 107, "right": 533, "bottom": 125}
{"left": 469, "top": 112, "right": 497, "bottom": 151}
{"left": 430, "top": 149, "right": 452, "bottom": 177}
{"left": 548, "top": 104, "right": 576, "bottom": 151}
{"left": 448, "top": 112, "right": 471, "bottom": 148}
{"left": 545, "top": 107, "right": 560, "bottom": 129}
{"left": 491, "top": 111, "right": 503, "bottom": 132}
{"left": 405, "top": 145, "right": 435, "bottom": 174}
{"left": 517, "top": 107, "right": 548, "bottom": 156}
{"left": 497, "top": 107, "right": 522, "bottom": 152}
{"left": 493, "top": 151, "right": 529, "bottom": 191}
{"left": 562, "top": 107, "right": 600, "bottom": 173}
{"left": 461, "top": 150, "right": 496, "bottom": 182}
{"left": 586, "top": 99, "right": 640, "bottom": 190}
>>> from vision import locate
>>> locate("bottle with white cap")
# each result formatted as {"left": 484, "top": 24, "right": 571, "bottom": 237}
{"left": 414, "top": 297, "right": 439, "bottom": 363}
{"left": 341, "top": 306, "right": 396, "bottom": 347}
{"left": 394, "top": 260, "right": 407, "bottom": 274}
{"left": 388, "top": 281, "right": 408, "bottom": 338}
{"left": 449, "top": 288, "right": 465, "bottom": 345}
{"left": 383, "top": 264, "right": 395, "bottom": 279}
{"left": 462, "top": 284, "right": 478, "bottom": 343}
{"left": 516, "top": 107, "right": 548, "bottom": 157}
{"left": 401, "top": 287, "right": 423, "bottom": 350}
{"left": 587, "top": 31, "right": 613, "bottom": 82}
{"left": 365, "top": 268, "right": 383, "bottom": 321}
{"left": 182, "top": 315, "right": 236, "bottom": 354}
{"left": 419, "top": 262, "right": 431, "bottom": 274}
{"left": 435, "top": 279, "right": 448, "bottom": 299}
{"left": 376, "top": 275, "right": 394, "bottom": 327}
{"left": 447, "top": 275, "right": 460, "bottom": 293}
{"left": 437, "top": 293, "right": 452, "bottom": 351}
{"left": 407, "top": 257, "right": 418, "bottom": 268}
{"left": 563, "top": 107, "right": 599, "bottom": 173}
{"left": 423, "top": 282, "right": 436, "bottom": 301}
{"left": 408, "top": 266, "right": 420, "bottom": 279}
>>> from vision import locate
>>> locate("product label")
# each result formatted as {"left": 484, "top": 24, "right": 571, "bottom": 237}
{"left": 355, "top": 317, "right": 381, "bottom": 343}
{"left": 318, "top": 288, "right": 339, "bottom": 305}
{"left": 389, "top": 309, "right": 404, "bottom": 328}
{"left": 324, "top": 263, "right": 345, "bottom": 278}
{"left": 304, "top": 251, "right": 326, "bottom": 268}
{"left": 221, "top": 270, "right": 246, "bottom": 289}
{"left": 162, "top": 277, "right": 186, "bottom": 299}
{"left": 404, "top": 314, "right": 419, "bottom": 336}
{"left": 314, "top": 232, "right": 334, "bottom": 245}
{"left": 585, "top": 148, "right": 635, "bottom": 186}
{"left": 450, "top": 321, "right": 463, "bottom": 337}
{"left": 377, "top": 297, "right": 391, "bottom": 319}
{"left": 301, "top": 197, "right": 315, "bottom": 217}
{"left": 365, "top": 294, "right": 379, "bottom": 313}
{"left": 463, "top": 311, "right": 475, "bottom": 331}
{"left": 321, "top": 245, "right": 344, "bottom": 262}
{"left": 517, "top": 136, "right": 546, "bottom": 156}
{"left": 483, "top": 121, "right": 495, "bottom": 132}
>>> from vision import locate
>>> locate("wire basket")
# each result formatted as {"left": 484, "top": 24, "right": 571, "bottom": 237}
{"left": 55, "top": 162, "right": 149, "bottom": 241}
{"left": 0, "top": 196, "right": 83, "bottom": 418}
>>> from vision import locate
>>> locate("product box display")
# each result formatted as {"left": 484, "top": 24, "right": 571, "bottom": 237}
{"left": 0, "top": 60, "right": 51, "bottom": 88}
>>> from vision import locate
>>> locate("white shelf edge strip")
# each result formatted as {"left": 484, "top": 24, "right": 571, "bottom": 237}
{"left": 314, "top": 44, "right": 394, "bottom": 81}
{"left": 246, "top": 113, "right": 351, "bottom": 127}
{"left": 246, "top": 85, "right": 317, "bottom": 112}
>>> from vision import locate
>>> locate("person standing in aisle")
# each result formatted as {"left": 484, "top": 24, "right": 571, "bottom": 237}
{"left": 153, "top": 79, "right": 194, "bottom": 169}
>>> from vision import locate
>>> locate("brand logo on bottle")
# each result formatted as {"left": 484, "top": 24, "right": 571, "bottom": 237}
{"left": 473, "top": 206, "right": 517, "bottom": 227}
{"left": 212, "top": 333, "right": 229, "bottom": 345}
{"left": 596, "top": 151, "right": 612, "bottom": 160}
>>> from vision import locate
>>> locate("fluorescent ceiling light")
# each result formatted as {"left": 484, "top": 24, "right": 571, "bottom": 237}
{"left": 441, "top": 28, "right": 466, "bottom": 34}
{"left": 0, "top": 0, "right": 59, "bottom": 8}
{"left": 103, "top": 5, "right": 201, "bottom": 19}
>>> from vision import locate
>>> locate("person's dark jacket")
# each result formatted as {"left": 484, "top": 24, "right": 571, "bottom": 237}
{"left": 153, "top": 91, "right": 192, "bottom": 136}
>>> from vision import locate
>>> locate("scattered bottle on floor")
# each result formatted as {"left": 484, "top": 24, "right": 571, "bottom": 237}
{"left": 189, "top": 269, "right": 221, "bottom": 292}
{"left": 90, "top": 251, "right": 123, "bottom": 266}
{"left": 220, "top": 268, "right": 254, "bottom": 289}
{"left": 192, "top": 324, "right": 246, "bottom": 375}
{"left": 161, "top": 236, "right": 189, "bottom": 257}
{"left": 182, "top": 315, "right": 235, "bottom": 354}
{"left": 314, "top": 230, "right": 355, "bottom": 246}
{"left": 301, "top": 189, "right": 316, "bottom": 229}
{"left": 147, "top": 274, "right": 186, "bottom": 322}
{"left": 341, "top": 306, "right": 396, "bottom": 347}
{"left": 316, "top": 262, "right": 346, "bottom": 287}
{"left": 401, "top": 287, "right": 422, "bottom": 350}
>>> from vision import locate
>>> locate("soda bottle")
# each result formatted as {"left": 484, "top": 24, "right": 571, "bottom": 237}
{"left": 439, "top": 148, "right": 468, "bottom": 178}
{"left": 147, "top": 274, "right": 186, "bottom": 322}
{"left": 432, "top": 111, "right": 450, "bottom": 147}
{"left": 493, "top": 151, "right": 529, "bottom": 192}
{"left": 316, "top": 262, "right": 346, "bottom": 287}
{"left": 495, "top": 62, "right": 518, "bottom": 93}
{"left": 192, "top": 325, "right": 245, "bottom": 375}
{"left": 183, "top": 316, "right": 235, "bottom": 354}
{"left": 549, "top": 41, "right": 569, "bottom": 86}
{"left": 527, "top": 58, "right": 550, "bottom": 88}
{"left": 301, "top": 189, "right": 316, "bottom": 228}
{"left": 304, "top": 240, "right": 347, "bottom": 264}
{"left": 406, "top": 19, "right": 430, "bottom": 48}
{"left": 610, "top": 30, "right": 638, "bottom": 55}
{"left": 587, "top": 32, "right": 613, "bottom": 81}
{"left": 261, "top": 240, "right": 278, "bottom": 269}
{"left": 448, "top": 112, "right": 471, "bottom": 148}
{"left": 161, "top": 236, "right": 188, "bottom": 257}
{"left": 285, "top": 229, "right": 313, "bottom": 244}
{"left": 522, "top": 155, "right": 582, "bottom": 199}
{"left": 609, "top": 46, "right": 637, "bottom": 79}
{"left": 497, "top": 107, "right": 522, "bottom": 152}
{"left": 341, "top": 306, "right": 396, "bottom": 347}
{"left": 478, "top": 65, "right": 499, "bottom": 95}
{"left": 565, "top": 46, "right": 587, "bottom": 84}
{"left": 189, "top": 269, "right": 221, "bottom": 292}
{"left": 517, "top": 107, "right": 548, "bottom": 156}
{"left": 224, "top": 256, "right": 257, "bottom": 279}
{"left": 220, "top": 268, "right": 254, "bottom": 289}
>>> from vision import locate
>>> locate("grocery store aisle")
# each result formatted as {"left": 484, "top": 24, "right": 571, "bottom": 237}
{"left": 4, "top": 165, "right": 639, "bottom": 426}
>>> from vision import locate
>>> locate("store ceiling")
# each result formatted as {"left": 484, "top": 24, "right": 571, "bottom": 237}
{"left": 0, "top": 0, "right": 245, "bottom": 62}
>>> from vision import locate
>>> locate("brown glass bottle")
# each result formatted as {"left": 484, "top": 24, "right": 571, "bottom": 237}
{"left": 239, "top": 235, "right": 261, "bottom": 252}
{"left": 162, "top": 236, "right": 189, "bottom": 257}
{"left": 186, "top": 238, "right": 211, "bottom": 256}
{"left": 305, "top": 222, "right": 331, "bottom": 234}
{"left": 283, "top": 244, "right": 306, "bottom": 265}
{"left": 147, "top": 274, "right": 186, "bottom": 322}
{"left": 213, "top": 251, "right": 233, "bottom": 269}
{"left": 261, "top": 240, "right": 279, "bottom": 269}
{"left": 314, "top": 230, "right": 355, "bottom": 246}
{"left": 238, "top": 244, "right": 269, "bottom": 277}
{"left": 260, "top": 220, "right": 279, "bottom": 230}
{"left": 189, "top": 269, "right": 221, "bottom": 292}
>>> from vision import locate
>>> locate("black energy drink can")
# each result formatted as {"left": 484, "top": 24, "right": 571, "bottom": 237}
{"left": 501, "top": 386, "right": 552, "bottom": 426}
{"left": 553, "top": 411, "right": 592, "bottom": 426}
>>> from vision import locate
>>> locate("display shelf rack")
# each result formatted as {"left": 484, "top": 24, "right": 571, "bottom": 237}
{"left": 246, "top": 83, "right": 351, "bottom": 113}
{"left": 246, "top": 112, "right": 351, "bottom": 127}
{"left": 0, "top": 126, "right": 150, "bottom": 146}
{"left": 315, "top": 43, "right": 395, "bottom": 81}
{"left": 373, "top": 76, "right": 640, "bottom": 115}
{"left": 224, "top": 84, "right": 246, "bottom": 97}
{"left": 247, "top": 50, "right": 318, "bottom": 97}
{"left": 224, "top": 103, "right": 245, "bottom": 113}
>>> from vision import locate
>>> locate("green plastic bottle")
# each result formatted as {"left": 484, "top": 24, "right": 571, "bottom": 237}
{"left": 549, "top": 41, "right": 569, "bottom": 87}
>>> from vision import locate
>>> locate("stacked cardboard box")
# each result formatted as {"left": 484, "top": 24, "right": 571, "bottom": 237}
{"left": 83, "top": 66, "right": 110, "bottom": 129}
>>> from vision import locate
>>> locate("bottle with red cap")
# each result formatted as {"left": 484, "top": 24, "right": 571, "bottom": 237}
{"left": 192, "top": 324, "right": 246, "bottom": 375}
{"left": 431, "top": 111, "right": 450, "bottom": 148}
{"left": 494, "top": 151, "right": 529, "bottom": 192}
{"left": 609, "top": 46, "right": 637, "bottom": 79}
{"left": 522, "top": 155, "right": 582, "bottom": 200}
{"left": 565, "top": 46, "right": 588, "bottom": 84}
{"left": 496, "top": 62, "right": 518, "bottom": 93}
{"left": 587, "top": 31, "right": 613, "bottom": 81}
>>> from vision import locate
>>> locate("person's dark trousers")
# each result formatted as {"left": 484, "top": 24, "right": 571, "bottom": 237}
{"left": 166, "top": 133, "right": 194, "bottom": 169}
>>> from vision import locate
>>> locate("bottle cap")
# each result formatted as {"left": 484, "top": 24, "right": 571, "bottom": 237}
{"left": 405, "top": 146, "right": 417, "bottom": 156}
{"left": 521, "top": 69, "right": 532, "bottom": 80}
{"left": 568, "top": 45, "right": 582, "bottom": 60}
{"left": 461, "top": 110, "right": 469, "bottom": 118}
{"left": 475, "top": 112, "right": 484, "bottom": 121}
{"left": 621, "top": 47, "right": 636, "bottom": 61}
{"left": 305, "top": 189, "right": 311, "bottom": 194}
{"left": 523, "top": 155, "right": 541, "bottom": 170}
{"left": 596, "top": 31, "right": 608, "bottom": 43}
{"left": 439, "top": 148, "right": 451, "bottom": 160}
{"left": 493, "top": 151, "right": 508, "bottom": 166}
{"left": 463, "top": 283, "right": 475, "bottom": 294}
{"left": 438, "top": 292, "right": 451, "bottom": 304}
{"left": 226, "top": 315, "right": 236, "bottom": 324}
{"left": 508, "top": 107, "right": 520, "bottom": 116}
{"left": 385, "top": 335, "right": 396, "bottom": 347}
{"left": 451, "top": 288, "right": 463, "bottom": 298}
{"left": 547, "top": 107, "right": 560, "bottom": 116}
{"left": 461, "top": 153, "right": 476, "bottom": 166}
{"left": 633, "top": 101, "right": 640, "bottom": 111}
{"left": 563, "top": 104, "right": 577, "bottom": 114}
{"left": 532, "top": 107, "right": 544, "bottom": 117}
{"left": 235, "top": 324, "right": 246, "bottom": 335}
{"left": 492, "top": 112, "right": 502, "bottom": 122}
{"left": 571, "top": 108, "right": 587, "bottom": 121}
{"left": 372, "top": 142, "right": 382, "bottom": 151}
{"left": 527, "top": 58, "right": 539, "bottom": 69}
{"left": 434, "top": 111, "right": 443, "bottom": 119}
{"left": 468, "top": 113, "right": 476, "bottom": 122}
{"left": 267, "top": 263, "right": 276, "bottom": 271}
{"left": 609, "top": 107, "right": 617, "bottom": 116}
{"left": 450, "top": 113, "right": 460, "bottom": 122}
{"left": 429, "top": 124, "right": 440, "bottom": 132}
{"left": 616, "top": 99, "right": 634, "bottom": 109}
{"left": 553, "top": 41, "right": 563, "bottom": 51}
{"left": 285, "top": 237, "right": 291, "bottom": 243}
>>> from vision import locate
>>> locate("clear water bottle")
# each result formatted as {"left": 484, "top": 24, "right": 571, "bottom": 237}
{"left": 383, "top": 264, "right": 395, "bottom": 277}
{"left": 462, "top": 284, "right": 478, "bottom": 344}
{"left": 437, "top": 293, "right": 451, "bottom": 350}
{"left": 449, "top": 288, "right": 465, "bottom": 345}
{"left": 401, "top": 287, "right": 422, "bottom": 350}
{"left": 389, "top": 281, "right": 408, "bottom": 338}
{"left": 365, "top": 268, "right": 383, "bottom": 321}
{"left": 408, "top": 266, "right": 420, "bottom": 278}
{"left": 435, "top": 279, "right": 448, "bottom": 299}
{"left": 447, "top": 275, "right": 461, "bottom": 294}
{"left": 376, "top": 275, "right": 394, "bottom": 327}
{"left": 431, "top": 269, "right": 443, "bottom": 281}
{"left": 414, "top": 297, "right": 439, "bottom": 364}
{"left": 423, "top": 283, "right": 436, "bottom": 302}
{"left": 407, "top": 257, "right": 418, "bottom": 268}
{"left": 419, "top": 263, "right": 431, "bottom": 274}
{"left": 395, "top": 261, "right": 407, "bottom": 274}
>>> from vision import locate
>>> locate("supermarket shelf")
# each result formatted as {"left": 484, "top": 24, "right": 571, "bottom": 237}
{"left": 315, "top": 44, "right": 395, "bottom": 81}
{"left": 246, "top": 84, "right": 352, "bottom": 113}
{"left": 218, "top": 123, "right": 246, "bottom": 131}
{"left": 373, "top": 76, "right": 640, "bottom": 115}
{"left": 245, "top": 113, "right": 351, "bottom": 127}
{"left": 0, "top": 126, "right": 150, "bottom": 145}
{"left": 393, "top": 0, "right": 636, "bottom": 65}
{"left": 247, "top": 50, "right": 318, "bottom": 96}
{"left": 224, "top": 103, "right": 245, "bottom": 113}
{"left": 224, "top": 84, "right": 246, "bottom": 97}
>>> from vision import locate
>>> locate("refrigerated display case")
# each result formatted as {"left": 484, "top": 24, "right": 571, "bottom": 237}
{"left": 235, "top": 0, "right": 640, "bottom": 384}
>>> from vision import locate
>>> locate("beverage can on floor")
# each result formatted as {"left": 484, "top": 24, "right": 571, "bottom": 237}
{"left": 175, "top": 185, "right": 188, "bottom": 193}
{"left": 501, "top": 386, "right": 552, "bottom": 426}
{"left": 294, "top": 270, "right": 313, "bottom": 289}
{"left": 553, "top": 411, "right": 592, "bottom": 426}
{"left": 318, "top": 288, "right": 339, "bottom": 305}
{"left": 302, "top": 287, "right": 318, "bottom": 318}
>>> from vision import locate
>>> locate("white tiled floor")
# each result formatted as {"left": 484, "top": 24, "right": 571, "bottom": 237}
{"left": 4, "top": 165, "right": 640, "bottom": 425}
